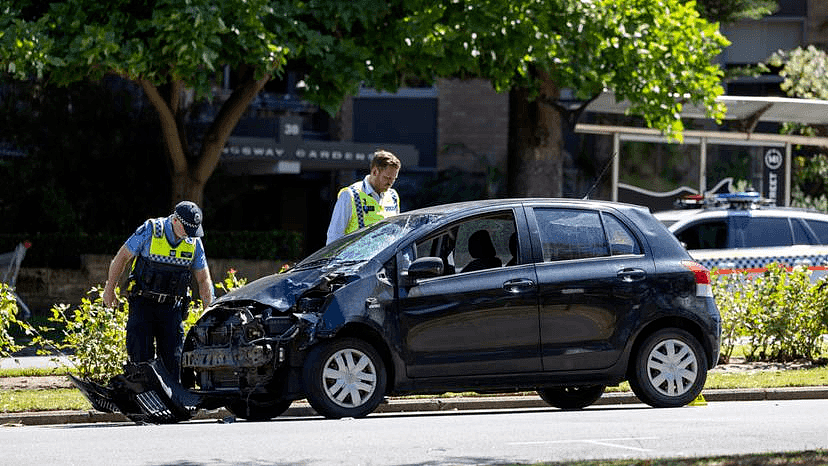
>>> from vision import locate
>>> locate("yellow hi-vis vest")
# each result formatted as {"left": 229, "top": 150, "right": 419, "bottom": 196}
{"left": 129, "top": 218, "right": 196, "bottom": 296}
{"left": 341, "top": 183, "right": 399, "bottom": 235}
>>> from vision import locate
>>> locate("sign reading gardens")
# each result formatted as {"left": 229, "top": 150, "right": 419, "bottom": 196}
{"left": 222, "top": 115, "right": 419, "bottom": 174}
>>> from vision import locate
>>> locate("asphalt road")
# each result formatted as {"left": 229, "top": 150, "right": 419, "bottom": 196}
{"left": 1, "top": 399, "right": 827, "bottom": 466}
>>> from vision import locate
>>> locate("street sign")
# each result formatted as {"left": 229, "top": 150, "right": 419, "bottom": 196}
{"left": 222, "top": 116, "right": 419, "bottom": 174}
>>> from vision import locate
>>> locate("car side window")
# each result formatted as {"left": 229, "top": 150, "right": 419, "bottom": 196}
{"left": 413, "top": 212, "right": 516, "bottom": 275}
{"left": 675, "top": 220, "right": 728, "bottom": 250}
{"left": 806, "top": 220, "right": 828, "bottom": 244}
{"left": 603, "top": 213, "right": 642, "bottom": 255}
{"left": 535, "top": 209, "right": 609, "bottom": 261}
{"left": 791, "top": 218, "right": 812, "bottom": 245}
{"left": 735, "top": 217, "right": 793, "bottom": 248}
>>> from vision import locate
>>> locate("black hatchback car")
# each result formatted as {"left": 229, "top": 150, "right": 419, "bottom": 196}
{"left": 73, "top": 198, "right": 721, "bottom": 423}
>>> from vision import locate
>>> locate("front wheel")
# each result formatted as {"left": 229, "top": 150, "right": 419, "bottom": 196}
{"left": 302, "top": 338, "right": 387, "bottom": 419}
{"left": 629, "top": 328, "right": 708, "bottom": 408}
{"left": 537, "top": 385, "right": 605, "bottom": 410}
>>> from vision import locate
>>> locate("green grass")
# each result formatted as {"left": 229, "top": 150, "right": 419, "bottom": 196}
{"left": 513, "top": 450, "right": 828, "bottom": 465}
{"left": 0, "top": 367, "right": 69, "bottom": 377}
{"left": 602, "top": 364, "right": 828, "bottom": 392}
{"left": 2, "top": 364, "right": 827, "bottom": 414}
{"left": 0, "top": 388, "right": 90, "bottom": 412}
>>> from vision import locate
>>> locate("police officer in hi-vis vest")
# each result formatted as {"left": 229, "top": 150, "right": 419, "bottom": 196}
{"left": 326, "top": 150, "right": 402, "bottom": 245}
{"left": 103, "top": 201, "right": 213, "bottom": 381}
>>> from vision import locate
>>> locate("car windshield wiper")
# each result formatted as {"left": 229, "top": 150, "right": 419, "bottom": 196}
{"left": 329, "top": 259, "right": 367, "bottom": 267}
{"left": 293, "top": 258, "right": 333, "bottom": 270}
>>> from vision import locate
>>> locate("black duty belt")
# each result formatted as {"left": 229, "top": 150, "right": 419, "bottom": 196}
{"left": 131, "top": 289, "right": 185, "bottom": 304}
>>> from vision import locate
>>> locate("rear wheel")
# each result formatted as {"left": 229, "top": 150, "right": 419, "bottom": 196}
{"left": 302, "top": 338, "right": 387, "bottom": 419}
{"left": 227, "top": 397, "right": 291, "bottom": 421}
{"left": 537, "top": 385, "right": 605, "bottom": 410}
{"left": 629, "top": 328, "right": 708, "bottom": 408}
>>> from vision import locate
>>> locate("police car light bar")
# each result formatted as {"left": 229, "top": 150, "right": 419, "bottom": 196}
{"left": 674, "top": 192, "right": 775, "bottom": 210}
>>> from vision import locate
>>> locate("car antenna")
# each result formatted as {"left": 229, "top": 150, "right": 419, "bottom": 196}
{"left": 582, "top": 151, "right": 617, "bottom": 200}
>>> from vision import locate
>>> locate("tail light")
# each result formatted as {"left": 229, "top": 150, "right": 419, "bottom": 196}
{"left": 682, "top": 260, "right": 713, "bottom": 298}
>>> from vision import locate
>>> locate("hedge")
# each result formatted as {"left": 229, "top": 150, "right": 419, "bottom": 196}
{"left": 0, "top": 230, "right": 303, "bottom": 268}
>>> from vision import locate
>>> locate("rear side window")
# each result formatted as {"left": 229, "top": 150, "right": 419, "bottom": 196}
{"left": 734, "top": 216, "right": 792, "bottom": 248}
{"left": 806, "top": 220, "right": 828, "bottom": 244}
{"left": 603, "top": 213, "right": 642, "bottom": 255}
{"left": 791, "top": 219, "right": 812, "bottom": 245}
{"left": 675, "top": 220, "right": 728, "bottom": 250}
{"left": 535, "top": 209, "right": 609, "bottom": 261}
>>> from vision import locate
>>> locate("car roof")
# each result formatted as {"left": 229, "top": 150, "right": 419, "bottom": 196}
{"left": 653, "top": 192, "right": 828, "bottom": 230}
{"left": 407, "top": 197, "right": 650, "bottom": 216}
{"left": 658, "top": 205, "right": 828, "bottom": 232}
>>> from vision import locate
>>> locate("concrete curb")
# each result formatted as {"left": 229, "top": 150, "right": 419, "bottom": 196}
{"left": 2, "top": 386, "right": 827, "bottom": 426}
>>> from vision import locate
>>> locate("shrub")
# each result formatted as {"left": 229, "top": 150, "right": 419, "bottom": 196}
{"left": 36, "top": 287, "right": 129, "bottom": 383}
{"left": 712, "top": 263, "right": 828, "bottom": 363}
{"left": 0, "top": 283, "right": 28, "bottom": 358}
{"left": 28, "top": 269, "right": 247, "bottom": 383}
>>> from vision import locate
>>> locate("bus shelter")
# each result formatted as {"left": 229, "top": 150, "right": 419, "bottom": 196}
{"left": 574, "top": 93, "right": 828, "bottom": 206}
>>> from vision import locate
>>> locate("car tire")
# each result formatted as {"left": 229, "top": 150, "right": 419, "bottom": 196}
{"left": 302, "top": 338, "right": 387, "bottom": 419}
{"left": 537, "top": 385, "right": 605, "bottom": 410}
{"left": 629, "top": 328, "right": 708, "bottom": 408}
{"left": 227, "top": 397, "right": 292, "bottom": 421}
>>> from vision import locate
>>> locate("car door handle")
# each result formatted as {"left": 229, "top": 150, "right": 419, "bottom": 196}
{"left": 617, "top": 268, "right": 646, "bottom": 282}
{"left": 502, "top": 278, "right": 535, "bottom": 293}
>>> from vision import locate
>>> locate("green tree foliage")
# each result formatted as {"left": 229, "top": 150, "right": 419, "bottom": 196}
{"left": 1, "top": 0, "right": 288, "bottom": 206}
{"left": 1, "top": 0, "right": 729, "bottom": 202}
{"left": 767, "top": 45, "right": 828, "bottom": 101}
{"left": 391, "top": 0, "right": 730, "bottom": 196}
{"left": 765, "top": 46, "right": 828, "bottom": 212}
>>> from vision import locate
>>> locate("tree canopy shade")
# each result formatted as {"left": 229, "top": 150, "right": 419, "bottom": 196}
{"left": 1, "top": 0, "right": 289, "bottom": 205}
{"left": 765, "top": 45, "right": 828, "bottom": 212}
{"left": 388, "top": 0, "right": 730, "bottom": 195}
{"left": 1, "top": 0, "right": 730, "bottom": 202}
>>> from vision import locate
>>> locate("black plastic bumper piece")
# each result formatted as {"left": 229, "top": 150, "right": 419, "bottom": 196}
{"left": 69, "top": 359, "right": 203, "bottom": 424}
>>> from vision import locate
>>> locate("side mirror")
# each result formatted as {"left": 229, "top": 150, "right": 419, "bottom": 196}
{"left": 405, "top": 257, "right": 444, "bottom": 283}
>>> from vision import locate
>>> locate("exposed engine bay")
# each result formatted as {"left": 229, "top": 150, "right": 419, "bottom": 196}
{"left": 181, "top": 302, "right": 320, "bottom": 400}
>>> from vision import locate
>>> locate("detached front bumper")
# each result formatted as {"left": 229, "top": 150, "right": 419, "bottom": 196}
{"left": 70, "top": 359, "right": 203, "bottom": 424}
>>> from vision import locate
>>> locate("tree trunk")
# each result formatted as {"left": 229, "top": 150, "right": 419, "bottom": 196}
{"left": 507, "top": 73, "right": 564, "bottom": 198}
{"left": 141, "top": 74, "right": 270, "bottom": 208}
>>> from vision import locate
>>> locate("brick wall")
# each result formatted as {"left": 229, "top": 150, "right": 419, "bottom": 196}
{"left": 436, "top": 78, "right": 509, "bottom": 176}
{"left": 808, "top": 0, "right": 828, "bottom": 47}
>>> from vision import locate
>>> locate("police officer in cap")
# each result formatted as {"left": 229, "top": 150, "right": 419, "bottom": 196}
{"left": 103, "top": 201, "right": 213, "bottom": 381}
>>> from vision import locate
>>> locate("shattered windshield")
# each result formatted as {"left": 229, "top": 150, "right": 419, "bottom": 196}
{"left": 296, "top": 214, "right": 440, "bottom": 269}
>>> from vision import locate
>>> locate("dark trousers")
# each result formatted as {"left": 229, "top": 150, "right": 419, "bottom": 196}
{"left": 126, "top": 296, "right": 184, "bottom": 381}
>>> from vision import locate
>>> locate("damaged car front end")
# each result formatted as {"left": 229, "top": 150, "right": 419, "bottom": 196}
{"left": 72, "top": 216, "right": 427, "bottom": 423}
{"left": 179, "top": 270, "right": 346, "bottom": 421}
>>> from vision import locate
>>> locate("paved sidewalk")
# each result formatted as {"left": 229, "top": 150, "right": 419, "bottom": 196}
{"left": 3, "top": 356, "right": 828, "bottom": 426}
{"left": 0, "top": 355, "right": 73, "bottom": 371}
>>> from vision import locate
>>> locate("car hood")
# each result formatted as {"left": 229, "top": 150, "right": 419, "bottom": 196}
{"left": 209, "top": 262, "right": 367, "bottom": 312}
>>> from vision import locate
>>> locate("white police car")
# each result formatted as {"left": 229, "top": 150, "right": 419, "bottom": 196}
{"left": 654, "top": 192, "right": 828, "bottom": 274}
